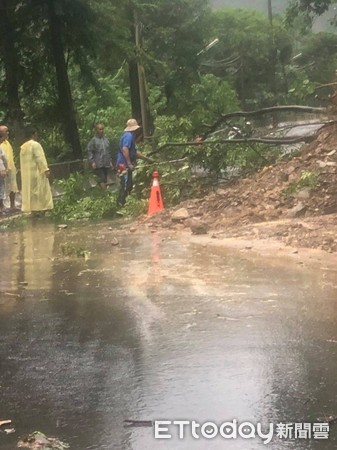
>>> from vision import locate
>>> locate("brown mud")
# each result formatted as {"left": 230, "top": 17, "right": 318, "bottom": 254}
{"left": 139, "top": 123, "right": 337, "bottom": 256}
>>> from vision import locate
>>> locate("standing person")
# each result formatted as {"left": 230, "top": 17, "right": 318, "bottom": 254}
{"left": 20, "top": 127, "right": 53, "bottom": 214}
{"left": 0, "top": 146, "right": 8, "bottom": 213}
{"left": 116, "top": 118, "right": 152, "bottom": 207}
{"left": 87, "top": 123, "right": 113, "bottom": 189}
{"left": 0, "top": 125, "right": 18, "bottom": 210}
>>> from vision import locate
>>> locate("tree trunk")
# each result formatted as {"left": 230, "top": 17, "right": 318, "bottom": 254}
{"left": 128, "top": 59, "right": 142, "bottom": 123}
{"left": 47, "top": 0, "right": 82, "bottom": 159}
{"left": 267, "top": 0, "right": 273, "bottom": 26}
{"left": 0, "top": 0, "right": 25, "bottom": 143}
{"left": 128, "top": 8, "right": 153, "bottom": 136}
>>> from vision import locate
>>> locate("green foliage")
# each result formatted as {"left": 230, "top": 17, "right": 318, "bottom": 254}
{"left": 225, "top": 144, "right": 280, "bottom": 171}
{"left": 0, "top": 216, "right": 29, "bottom": 230}
{"left": 190, "top": 75, "right": 239, "bottom": 129}
{"left": 141, "top": 0, "right": 212, "bottom": 111}
{"left": 153, "top": 115, "right": 194, "bottom": 144}
{"left": 295, "top": 32, "right": 337, "bottom": 84}
{"left": 1, "top": 0, "right": 334, "bottom": 216}
{"left": 127, "top": 112, "right": 281, "bottom": 210}
{"left": 18, "top": 431, "right": 69, "bottom": 450}
{"left": 1, "top": 0, "right": 333, "bottom": 164}
{"left": 286, "top": 0, "right": 336, "bottom": 27}
{"left": 72, "top": 69, "right": 131, "bottom": 147}
{"left": 120, "top": 194, "right": 148, "bottom": 217}
{"left": 287, "top": 69, "right": 317, "bottom": 102}
{"left": 130, "top": 114, "right": 212, "bottom": 204}
{"left": 54, "top": 172, "right": 91, "bottom": 203}
{"left": 298, "top": 170, "right": 320, "bottom": 188}
{"left": 150, "top": 74, "right": 238, "bottom": 140}
{"left": 284, "top": 170, "right": 320, "bottom": 196}
{"left": 209, "top": 8, "right": 293, "bottom": 106}
{"left": 158, "top": 160, "right": 195, "bottom": 204}
{"left": 52, "top": 172, "right": 118, "bottom": 222}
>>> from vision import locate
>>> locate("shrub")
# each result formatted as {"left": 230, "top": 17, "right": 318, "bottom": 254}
{"left": 52, "top": 173, "right": 118, "bottom": 222}
{"left": 284, "top": 170, "right": 320, "bottom": 196}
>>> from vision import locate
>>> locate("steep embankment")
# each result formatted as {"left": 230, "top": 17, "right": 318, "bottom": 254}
{"left": 141, "top": 123, "right": 337, "bottom": 253}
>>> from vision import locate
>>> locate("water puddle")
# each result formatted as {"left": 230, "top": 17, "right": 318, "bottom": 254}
{"left": 1, "top": 223, "right": 337, "bottom": 449}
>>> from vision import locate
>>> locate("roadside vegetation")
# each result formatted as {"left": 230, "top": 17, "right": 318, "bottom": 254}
{"left": 283, "top": 170, "right": 321, "bottom": 197}
{"left": 0, "top": 0, "right": 335, "bottom": 222}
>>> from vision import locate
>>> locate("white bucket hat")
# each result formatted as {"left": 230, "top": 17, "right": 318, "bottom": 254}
{"left": 124, "top": 118, "right": 141, "bottom": 132}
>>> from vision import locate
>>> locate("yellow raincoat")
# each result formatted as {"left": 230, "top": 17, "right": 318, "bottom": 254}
{"left": 1, "top": 139, "right": 18, "bottom": 193}
{"left": 20, "top": 139, "right": 53, "bottom": 212}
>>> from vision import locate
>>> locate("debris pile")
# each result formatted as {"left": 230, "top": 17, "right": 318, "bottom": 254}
{"left": 17, "top": 431, "right": 69, "bottom": 449}
{"left": 141, "top": 123, "right": 337, "bottom": 252}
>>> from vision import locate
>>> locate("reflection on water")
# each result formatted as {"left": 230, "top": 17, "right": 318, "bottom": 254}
{"left": 0, "top": 223, "right": 337, "bottom": 449}
{"left": 0, "top": 225, "right": 55, "bottom": 292}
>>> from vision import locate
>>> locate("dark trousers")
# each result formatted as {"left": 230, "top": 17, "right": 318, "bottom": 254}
{"left": 94, "top": 167, "right": 109, "bottom": 184}
{"left": 117, "top": 171, "right": 133, "bottom": 206}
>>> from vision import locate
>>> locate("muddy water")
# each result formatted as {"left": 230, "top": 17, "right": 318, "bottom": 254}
{"left": 1, "top": 223, "right": 337, "bottom": 449}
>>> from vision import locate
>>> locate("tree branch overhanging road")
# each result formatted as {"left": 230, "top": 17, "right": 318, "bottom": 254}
{"left": 148, "top": 106, "right": 331, "bottom": 157}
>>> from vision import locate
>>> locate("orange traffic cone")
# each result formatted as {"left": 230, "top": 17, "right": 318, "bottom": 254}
{"left": 148, "top": 171, "right": 164, "bottom": 215}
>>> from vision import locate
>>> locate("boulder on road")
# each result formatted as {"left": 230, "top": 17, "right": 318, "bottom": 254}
{"left": 171, "top": 208, "right": 190, "bottom": 221}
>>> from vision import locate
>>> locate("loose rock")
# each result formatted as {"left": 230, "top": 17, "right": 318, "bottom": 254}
{"left": 171, "top": 208, "right": 189, "bottom": 221}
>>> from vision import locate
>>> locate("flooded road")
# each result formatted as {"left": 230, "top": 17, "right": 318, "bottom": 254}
{"left": 1, "top": 223, "right": 337, "bottom": 449}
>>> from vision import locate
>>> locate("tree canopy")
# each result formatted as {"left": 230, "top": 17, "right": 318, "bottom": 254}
{"left": 0, "top": 0, "right": 336, "bottom": 160}
{"left": 286, "top": 0, "right": 337, "bottom": 26}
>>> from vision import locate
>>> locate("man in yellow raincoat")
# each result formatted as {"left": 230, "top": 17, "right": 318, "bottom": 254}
{"left": 0, "top": 147, "right": 8, "bottom": 212}
{"left": 0, "top": 125, "right": 18, "bottom": 210}
{"left": 20, "top": 127, "right": 53, "bottom": 213}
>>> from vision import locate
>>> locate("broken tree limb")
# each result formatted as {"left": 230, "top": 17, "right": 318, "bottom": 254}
{"left": 209, "top": 105, "right": 326, "bottom": 122}
{"left": 315, "top": 82, "right": 337, "bottom": 90}
{"left": 211, "top": 135, "right": 315, "bottom": 145}
{"left": 140, "top": 157, "right": 188, "bottom": 167}
{"left": 202, "top": 105, "right": 327, "bottom": 137}
{"left": 148, "top": 135, "right": 314, "bottom": 156}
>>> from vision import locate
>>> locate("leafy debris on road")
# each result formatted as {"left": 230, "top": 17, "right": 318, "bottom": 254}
{"left": 17, "top": 431, "right": 69, "bottom": 449}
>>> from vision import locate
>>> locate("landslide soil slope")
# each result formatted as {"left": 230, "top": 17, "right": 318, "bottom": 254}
{"left": 142, "top": 123, "right": 337, "bottom": 253}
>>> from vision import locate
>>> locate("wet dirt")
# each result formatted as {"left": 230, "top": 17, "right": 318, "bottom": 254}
{"left": 142, "top": 122, "right": 337, "bottom": 254}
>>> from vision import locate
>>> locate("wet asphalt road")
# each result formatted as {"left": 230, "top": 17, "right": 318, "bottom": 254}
{"left": 0, "top": 223, "right": 337, "bottom": 449}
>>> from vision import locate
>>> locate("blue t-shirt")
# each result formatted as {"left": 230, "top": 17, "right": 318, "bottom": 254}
{"left": 116, "top": 131, "right": 136, "bottom": 167}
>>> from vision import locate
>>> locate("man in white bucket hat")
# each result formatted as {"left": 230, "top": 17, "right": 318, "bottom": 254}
{"left": 116, "top": 118, "right": 152, "bottom": 207}
{"left": 124, "top": 118, "right": 141, "bottom": 132}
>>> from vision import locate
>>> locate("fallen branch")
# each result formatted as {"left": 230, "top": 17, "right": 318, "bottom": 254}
{"left": 212, "top": 135, "right": 315, "bottom": 145}
{"left": 315, "top": 82, "right": 337, "bottom": 90}
{"left": 148, "top": 135, "right": 314, "bottom": 156}
{"left": 140, "top": 157, "right": 188, "bottom": 167}
{"left": 202, "top": 105, "right": 327, "bottom": 138}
